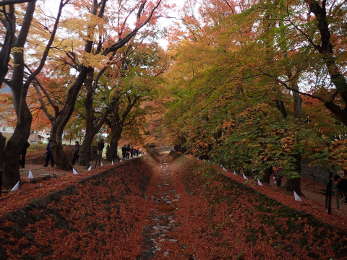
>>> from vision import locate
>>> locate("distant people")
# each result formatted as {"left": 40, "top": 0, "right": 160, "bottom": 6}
{"left": 124, "top": 144, "right": 130, "bottom": 159}
{"left": 127, "top": 144, "right": 132, "bottom": 159}
{"left": 198, "top": 155, "right": 209, "bottom": 160}
{"left": 334, "top": 174, "right": 347, "bottom": 203}
{"left": 122, "top": 145, "right": 126, "bottom": 159}
{"left": 72, "top": 141, "right": 80, "bottom": 165}
{"left": 106, "top": 144, "right": 111, "bottom": 161}
{"left": 19, "top": 140, "right": 30, "bottom": 168}
{"left": 95, "top": 139, "right": 104, "bottom": 167}
{"left": 44, "top": 139, "right": 54, "bottom": 167}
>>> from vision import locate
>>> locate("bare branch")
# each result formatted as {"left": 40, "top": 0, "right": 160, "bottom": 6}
{"left": 261, "top": 70, "right": 325, "bottom": 101}
{"left": 286, "top": 18, "right": 321, "bottom": 51}
{"left": 32, "top": 83, "right": 54, "bottom": 122}
{"left": 24, "top": 0, "right": 66, "bottom": 88}
{"left": 103, "top": 0, "right": 162, "bottom": 55}
{"left": 24, "top": 64, "right": 60, "bottom": 115}
{"left": 222, "top": 0, "right": 235, "bottom": 14}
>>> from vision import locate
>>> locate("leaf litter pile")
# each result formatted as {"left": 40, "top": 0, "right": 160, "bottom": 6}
{"left": 169, "top": 158, "right": 347, "bottom": 259}
{"left": 0, "top": 159, "right": 152, "bottom": 259}
{"left": 1, "top": 155, "right": 347, "bottom": 259}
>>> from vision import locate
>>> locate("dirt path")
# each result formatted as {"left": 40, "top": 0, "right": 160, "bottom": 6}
{"left": 1, "top": 152, "right": 346, "bottom": 259}
{"left": 136, "top": 153, "right": 347, "bottom": 259}
{"left": 137, "top": 155, "right": 185, "bottom": 259}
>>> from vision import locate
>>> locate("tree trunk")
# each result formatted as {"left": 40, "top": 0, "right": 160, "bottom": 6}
{"left": 292, "top": 83, "right": 302, "bottom": 117}
{"left": 324, "top": 102, "right": 347, "bottom": 126}
{"left": 79, "top": 131, "right": 95, "bottom": 166}
{"left": 50, "top": 122, "right": 71, "bottom": 171}
{"left": 285, "top": 177, "right": 302, "bottom": 195}
{"left": 305, "top": 0, "right": 347, "bottom": 126}
{"left": 109, "top": 126, "right": 122, "bottom": 161}
{"left": 262, "top": 166, "right": 272, "bottom": 184}
{"left": 2, "top": 1, "right": 39, "bottom": 188}
{"left": 275, "top": 100, "right": 288, "bottom": 118}
{"left": 50, "top": 68, "right": 90, "bottom": 170}
{"left": 2, "top": 103, "right": 32, "bottom": 188}
{"left": 286, "top": 153, "right": 303, "bottom": 195}
{"left": 79, "top": 75, "right": 97, "bottom": 166}
{"left": 0, "top": 5, "right": 15, "bottom": 86}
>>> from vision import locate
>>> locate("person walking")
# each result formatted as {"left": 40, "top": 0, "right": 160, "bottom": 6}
{"left": 19, "top": 140, "right": 30, "bottom": 168}
{"left": 122, "top": 145, "right": 126, "bottom": 159}
{"left": 44, "top": 139, "right": 54, "bottom": 167}
{"left": 95, "top": 139, "right": 104, "bottom": 167}
{"left": 126, "top": 144, "right": 131, "bottom": 159}
{"left": 72, "top": 141, "right": 80, "bottom": 165}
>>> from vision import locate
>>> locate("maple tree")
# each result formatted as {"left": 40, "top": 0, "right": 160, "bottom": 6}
{"left": 76, "top": 36, "right": 166, "bottom": 165}
{"left": 31, "top": 0, "right": 166, "bottom": 170}
{"left": 0, "top": 0, "right": 67, "bottom": 188}
{"left": 103, "top": 43, "right": 166, "bottom": 162}
{"left": 0, "top": 0, "right": 345, "bottom": 195}
{"left": 164, "top": 0, "right": 347, "bottom": 193}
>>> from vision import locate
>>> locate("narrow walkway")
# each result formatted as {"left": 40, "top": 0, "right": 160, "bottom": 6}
{"left": 2, "top": 152, "right": 346, "bottom": 259}
{"left": 137, "top": 158, "right": 182, "bottom": 259}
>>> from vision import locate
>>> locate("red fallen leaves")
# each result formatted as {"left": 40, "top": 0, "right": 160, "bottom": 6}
{"left": 222, "top": 169, "right": 347, "bottom": 231}
{"left": 2, "top": 155, "right": 347, "bottom": 259}
{"left": 0, "top": 164, "right": 118, "bottom": 217}
{"left": 168, "top": 158, "right": 347, "bottom": 260}
{"left": 0, "top": 159, "right": 153, "bottom": 259}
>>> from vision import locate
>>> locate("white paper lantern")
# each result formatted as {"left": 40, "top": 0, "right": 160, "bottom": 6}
{"left": 28, "top": 170, "right": 34, "bottom": 179}
{"left": 72, "top": 168, "right": 79, "bottom": 175}
{"left": 11, "top": 181, "right": 20, "bottom": 192}
{"left": 294, "top": 191, "right": 302, "bottom": 201}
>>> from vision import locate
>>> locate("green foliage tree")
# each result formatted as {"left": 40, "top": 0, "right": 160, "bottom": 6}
{"left": 164, "top": 0, "right": 347, "bottom": 193}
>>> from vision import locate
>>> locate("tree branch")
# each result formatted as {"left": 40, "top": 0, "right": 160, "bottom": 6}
{"left": 24, "top": 0, "right": 66, "bottom": 89}
{"left": 103, "top": 0, "right": 162, "bottom": 55}
{"left": 32, "top": 84, "right": 54, "bottom": 122}
{"left": 24, "top": 64, "right": 60, "bottom": 115}
{"left": 261, "top": 70, "right": 324, "bottom": 101}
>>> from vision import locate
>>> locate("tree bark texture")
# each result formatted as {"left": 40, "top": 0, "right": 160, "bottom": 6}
{"left": 79, "top": 73, "right": 108, "bottom": 166}
{"left": 3, "top": 103, "right": 32, "bottom": 188}
{"left": 0, "top": 5, "right": 15, "bottom": 85}
{"left": 285, "top": 177, "right": 302, "bottom": 195}
{"left": 262, "top": 166, "right": 273, "bottom": 184}
{"left": 79, "top": 131, "right": 95, "bottom": 166}
{"left": 109, "top": 126, "right": 122, "bottom": 161}
{"left": 2, "top": 1, "right": 36, "bottom": 188}
{"left": 305, "top": 0, "right": 347, "bottom": 125}
{"left": 50, "top": 68, "right": 91, "bottom": 170}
